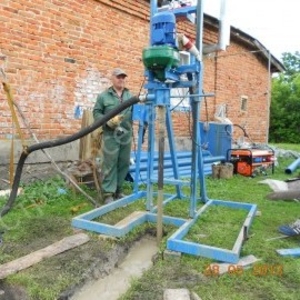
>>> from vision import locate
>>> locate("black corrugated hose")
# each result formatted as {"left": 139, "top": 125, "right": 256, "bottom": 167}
{"left": 0, "top": 96, "right": 140, "bottom": 217}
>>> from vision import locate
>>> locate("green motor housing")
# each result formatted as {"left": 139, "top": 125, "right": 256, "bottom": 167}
{"left": 142, "top": 45, "right": 180, "bottom": 81}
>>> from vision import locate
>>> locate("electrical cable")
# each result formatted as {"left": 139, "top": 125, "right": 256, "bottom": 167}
{"left": 185, "top": 89, "right": 209, "bottom": 150}
{"left": 224, "top": 123, "right": 254, "bottom": 146}
{"left": 201, "top": 91, "right": 210, "bottom": 149}
{"left": 170, "top": 89, "right": 190, "bottom": 112}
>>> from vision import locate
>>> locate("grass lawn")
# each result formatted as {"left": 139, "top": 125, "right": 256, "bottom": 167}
{"left": 0, "top": 144, "right": 300, "bottom": 299}
{"left": 120, "top": 147, "right": 300, "bottom": 300}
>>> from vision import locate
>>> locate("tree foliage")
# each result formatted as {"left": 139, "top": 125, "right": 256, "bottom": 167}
{"left": 269, "top": 51, "right": 300, "bottom": 143}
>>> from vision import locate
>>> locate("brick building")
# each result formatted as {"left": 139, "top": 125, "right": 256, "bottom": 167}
{"left": 0, "top": 0, "right": 284, "bottom": 165}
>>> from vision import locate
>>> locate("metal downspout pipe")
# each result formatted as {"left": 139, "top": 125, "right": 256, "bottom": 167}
{"left": 190, "top": 0, "right": 207, "bottom": 218}
{"left": 203, "top": 0, "right": 230, "bottom": 54}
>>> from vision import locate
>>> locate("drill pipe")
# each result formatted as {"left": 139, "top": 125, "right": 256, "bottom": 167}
{"left": 1, "top": 96, "right": 140, "bottom": 217}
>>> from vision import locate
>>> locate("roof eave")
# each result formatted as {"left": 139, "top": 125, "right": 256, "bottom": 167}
{"left": 204, "top": 14, "right": 285, "bottom": 73}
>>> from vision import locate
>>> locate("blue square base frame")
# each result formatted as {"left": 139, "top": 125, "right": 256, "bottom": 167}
{"left": 72, "top": 195, "right": 257, "bottom": 264}
{"left": 167, "top": 199, "right": 257, "bottom": 263}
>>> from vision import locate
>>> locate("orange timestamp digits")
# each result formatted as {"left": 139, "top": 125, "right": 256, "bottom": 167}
{"left": 203, "top": 264, "right": 244, "bottom": 277}
{"left": 228, "top": 264, "right": 244, "bottom": 275}
{"left": 203, "top": 264, "right": 220, "bottom": 277}
{"left": 203, "top": 264, "right": 283, "bottom": 277}
{"left": 252, "top": 264, "right": 283, "bottom": 277}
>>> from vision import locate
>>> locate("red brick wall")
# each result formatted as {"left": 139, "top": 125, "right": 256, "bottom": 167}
{"left": 0, "top": 0, "right": 270, "bottom": 143}
{"left": 202, "top": 40, "right": 270, "bottom": 142}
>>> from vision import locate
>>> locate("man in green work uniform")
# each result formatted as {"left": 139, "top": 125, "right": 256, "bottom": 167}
{"left": 93, "top": 68, "right": 133, "bottom": 204}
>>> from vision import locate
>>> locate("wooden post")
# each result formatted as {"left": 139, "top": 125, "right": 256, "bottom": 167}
{"left": 79, "top": 110, "right": 103, "bottom": 161}
{"left": 157, "top": 105, "right": 165, "bottom": 245}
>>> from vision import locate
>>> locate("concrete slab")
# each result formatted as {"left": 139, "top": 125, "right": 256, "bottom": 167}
{"left": 287, "top": 179, "right": 300, "bottom": 190}
{"left": 0, "top": 139, "right": 79, "bottom": 164}
{"left": 164, "top": 289, "right": 190, "bottom": 300}
{"left": 259, "top": 179, "right": 289, "bottom": 191}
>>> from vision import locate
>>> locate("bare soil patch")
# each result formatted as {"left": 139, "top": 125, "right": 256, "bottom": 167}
{"left": 0, "top": 213, "right": 140, "bottom": 300}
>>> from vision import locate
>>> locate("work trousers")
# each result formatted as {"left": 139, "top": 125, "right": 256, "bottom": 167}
{"left": 101, "top": 128, "right": 132, "bottom": 195}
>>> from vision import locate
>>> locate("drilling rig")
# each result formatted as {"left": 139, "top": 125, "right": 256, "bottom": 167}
{"left": 72, "top": 0, "right": 257, "bottom": 264}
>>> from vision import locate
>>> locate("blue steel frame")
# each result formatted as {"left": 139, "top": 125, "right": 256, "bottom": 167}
{"left": 167, "top": 199, "right": 257, "bottom": 264}
{"left": 72, "top": 197, "right": 257, "bottom": 264}
{"left": 276, "top": 247, "right": 300, "bottom": 257}
{"left": 71, "top": 0, "right": 258, "bottom": 264}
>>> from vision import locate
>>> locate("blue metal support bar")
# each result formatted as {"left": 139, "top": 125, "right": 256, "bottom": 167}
{"left": 189, "top": 0, "right": 207, "bottom": 218}
{"left": 166, "top": 107, "right": 183, "bottom": 199}
{"left": 132, "top": 104, "right": 147, "bottom": 193}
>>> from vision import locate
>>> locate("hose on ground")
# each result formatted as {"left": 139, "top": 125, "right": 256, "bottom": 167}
{"left": 0, "top": 96, "right": 140, "bottom": 217}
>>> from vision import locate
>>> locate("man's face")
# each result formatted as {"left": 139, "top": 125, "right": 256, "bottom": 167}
{"left": 112, "top": 74, "right": 127, "bottom": 90}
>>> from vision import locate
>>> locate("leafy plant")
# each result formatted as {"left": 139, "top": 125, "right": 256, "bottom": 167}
{"left": 270, "top": 51, "right": 300, "bottom": 143}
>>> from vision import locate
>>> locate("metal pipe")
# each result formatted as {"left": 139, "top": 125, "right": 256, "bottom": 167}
{"left": 190, "top": 0, "right": 206, "bottom": 218}
{"left": 203, "top": 0, "right": 230, "bottom": 54}
{"left": 285, "top": 157, "right": 300, "bottom": 174}
{"left": 169, "top": 93, "right": 215, "bottom": 98}
{"left": 150, "top": 0, "right": 158, "bottom": 45}
{"left": 218, "top": 0, "right": 230, "bottom": 50}
{"left": 196, "top": 0, "right": 204, "bottom": 57}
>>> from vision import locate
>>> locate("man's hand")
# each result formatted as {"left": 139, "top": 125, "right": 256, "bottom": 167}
{"left": 107, "top": 115, "right": 123, "bottom": 129}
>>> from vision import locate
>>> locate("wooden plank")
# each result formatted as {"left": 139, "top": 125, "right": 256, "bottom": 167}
{"left": 0, "top": 233, "right": 90, "bottom": 279}
{"left": 79, "top": 109, "right": 92, "bottom": 160}
{"left": 79, "top": 110, "right": 102, "bottom": 160}
{"left": 115, "top": 211, "right": 146, "bottom": 228}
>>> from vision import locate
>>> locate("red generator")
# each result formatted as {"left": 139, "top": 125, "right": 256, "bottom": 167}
{"left": 228, "top": 148, "right": 275, "bottom": 177}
